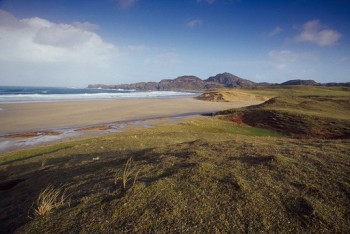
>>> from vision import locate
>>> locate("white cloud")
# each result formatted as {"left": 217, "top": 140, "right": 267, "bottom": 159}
{"left": 269, "top": 26, "right": 283, "bottom": 36}
{"left": 116, "top": 0, "right": 138, "bottom": 9}
{"left": 295, "top": 20, "right": 341, "bottom": 46}
{"left": 0, "top": 10, "right": 116, "bottom": 65}
{"left": 0, "top": 10, "right": 119, "bottom": 86}
{"left": 125, "top": 45, "right": 147, "bottom": 52}
{"left": 197, "top": 0, "right": 216, "bottom": 4}
{"left": 186, "top": 19, "right": 202, "bottom": 28}
{"left": 267, "top": 50, "right": 312, "bottom": 70}
{"left": 72, "top": 21, "right": 100, "bottom": 31}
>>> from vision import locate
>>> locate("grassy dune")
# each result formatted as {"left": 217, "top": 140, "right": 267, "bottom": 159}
{"left": 0, "top": 86, "right": 349, "bottom": 233}
{"left": 215, "top": 86, "right": 350, "bottom": 138}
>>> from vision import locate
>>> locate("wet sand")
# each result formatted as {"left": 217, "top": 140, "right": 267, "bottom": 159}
{"left": 0, "top": 98, "right": 261, "bottom": 134}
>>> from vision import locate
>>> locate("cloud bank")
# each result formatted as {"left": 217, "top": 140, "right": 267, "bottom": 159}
{"left": 295, "top": 20, "right": 341, "bottom": 46}
{"left": 0, "top": 10, "right": 116, "bottom": 65}
{"left": 0, "top": 10, "right": 119, "bottom": 86}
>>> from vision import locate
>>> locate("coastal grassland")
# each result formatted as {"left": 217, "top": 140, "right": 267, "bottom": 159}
{"left": 1, "top": 86, "right": 350, "bottom": 233}
{"left": 199, "top": 85, "right": 350, "bottom": 102}
{"left": 214, "top": 86, "right": 350, "bottom": 138}
{"left": 0, "top": 115, "right": 349, "bottom": 233}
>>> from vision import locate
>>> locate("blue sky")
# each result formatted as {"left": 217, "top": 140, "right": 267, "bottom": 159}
{"left": 0, "top": 0, "right": 349, "bottom": 87}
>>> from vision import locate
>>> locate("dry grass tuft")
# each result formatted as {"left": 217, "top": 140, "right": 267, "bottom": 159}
{"left": 32, "top": 185, "right": 69, "bottom": 217}
{"left": 115, "top": 157, "right": 140, "bottom": 192}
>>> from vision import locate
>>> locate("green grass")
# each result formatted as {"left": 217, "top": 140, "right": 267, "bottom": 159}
{"left": 244, "top": 85, "right": 350, "bottom": 98}
{"left": 0, "top": 86, "right": 349, "bottom": 233}
{"left": 216, "top": 87, "right": 350, "bottom": 138}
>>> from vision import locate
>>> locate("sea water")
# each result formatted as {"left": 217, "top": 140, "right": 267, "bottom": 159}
{"left": 0, "top": 86, "right": 198, "bottom": 103}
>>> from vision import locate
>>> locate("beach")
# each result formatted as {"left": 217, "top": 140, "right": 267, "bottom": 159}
{"left": 0, "top": 98, "right": 261, "bottom": 134}
{"left": 0, "top": 97, "right": 262, "bottom": 152}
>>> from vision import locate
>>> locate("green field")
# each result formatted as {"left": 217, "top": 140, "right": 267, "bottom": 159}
{"left": 1, "top": 86, "right": 349, "bottom": 233}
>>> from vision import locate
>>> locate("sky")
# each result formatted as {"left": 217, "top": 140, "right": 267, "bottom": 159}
{"left": 0, "top": 0, "right": 349, "bottom": 87}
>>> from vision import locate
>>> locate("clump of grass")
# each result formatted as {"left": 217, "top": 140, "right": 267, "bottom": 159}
{"left": 115, "top": 157, "right": 140, "bottom": 192}
{"left": 32, "top": 185, "right": 69, "bottom": 217}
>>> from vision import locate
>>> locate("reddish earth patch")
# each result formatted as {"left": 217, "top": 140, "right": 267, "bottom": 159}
{"left": 76, "top": 125, "right": 112, "bottom": 131}
{"left": 225, "top": 115, "right": 244, "bottom": 126}
{"left": 1, "top": 131, "right": 61, "bottom": 138}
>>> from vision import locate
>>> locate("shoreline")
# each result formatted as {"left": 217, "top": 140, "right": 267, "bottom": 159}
{"left": 0, "top": 97, "right": 263, "bottom": 153}
{"left": 0, "top": 114, "right": 198, "bottom": 153}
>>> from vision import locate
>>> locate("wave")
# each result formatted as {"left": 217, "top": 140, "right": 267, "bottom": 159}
{"left": 0, "top": 91, "right": 199, "bottom": 103}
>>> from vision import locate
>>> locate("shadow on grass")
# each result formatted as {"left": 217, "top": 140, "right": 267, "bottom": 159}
{"left": 0, "top": 145, "right": 197, "bottom": 233}
{"left": 0, "top": 145, "right": 74, "bottom": 166}
{"left": 230, "top": 155, "right": 276, "bottom": 165}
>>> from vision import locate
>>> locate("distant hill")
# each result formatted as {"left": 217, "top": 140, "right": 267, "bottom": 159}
{"left": 281, "top": 79, "right": 318, "bottom": 86}
{"left": 88, "top": 73, "right": 253, "bottom": 91}
{"left": 280, "top": 79, "right": 350, "bottom": 87}
{"left": 158, "top": 76, "right": 207, "bottom": 91}
{"left": 205, "top": 72, "right": 256, "bottom": 88}
{"left": 88, "top": 74, "right": 349, "bottom": 91}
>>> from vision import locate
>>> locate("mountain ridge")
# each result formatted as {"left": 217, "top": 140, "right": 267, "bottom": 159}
{"left": 88, "top": 73, "right": 350, "bottom": 91}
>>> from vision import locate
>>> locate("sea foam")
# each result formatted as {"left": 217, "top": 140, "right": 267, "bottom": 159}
{"left": 0, "top": 87, "right": 198, "bottom": 103}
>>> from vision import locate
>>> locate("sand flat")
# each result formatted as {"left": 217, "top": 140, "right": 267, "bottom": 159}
{"left": 0, "top": 98, "right": 261, "bottom": 134}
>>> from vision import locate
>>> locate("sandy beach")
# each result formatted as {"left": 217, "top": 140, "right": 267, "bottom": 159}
{"left": 0, "top": 97, "right": 262, "bottom": 152}
{"left": 0, "top": 98, "right": 261, "bottom": 134}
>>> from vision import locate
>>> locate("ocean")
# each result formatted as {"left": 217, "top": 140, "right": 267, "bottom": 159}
{"left": 0, "top": 86, "right": 198, "bottom": 103}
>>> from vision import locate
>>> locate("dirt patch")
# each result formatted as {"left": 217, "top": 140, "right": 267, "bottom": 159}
{"left": 1, "top": 131, "right": 61, "bottom": 139}
{"left": 225, "top": 115, "right": 244, "bottom": 126}
{"left": 76, "top": 125, "right": 113, "bottom": 131}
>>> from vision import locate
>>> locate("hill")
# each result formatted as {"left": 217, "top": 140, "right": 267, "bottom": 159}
{"left": 205, "top": 72, "right": 256, "bottom": 88}
{"left": 88, "top": 73, "right": 349, "bottom": 91}
{"left": 88, "top": 72, "right": 253, "bottom": 91}
{"left": 281, "top": 79, "right": 318, "bottom": 86}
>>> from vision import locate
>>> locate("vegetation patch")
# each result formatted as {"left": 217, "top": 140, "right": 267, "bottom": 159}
{"left": 216, "top": 87, "right": 350, "bottom": 138}
{"left": 31, "top": 185, "right": 70, "bottom": 217}
{"left": 197, "top": 89, "right": 268, "bottom": 102}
